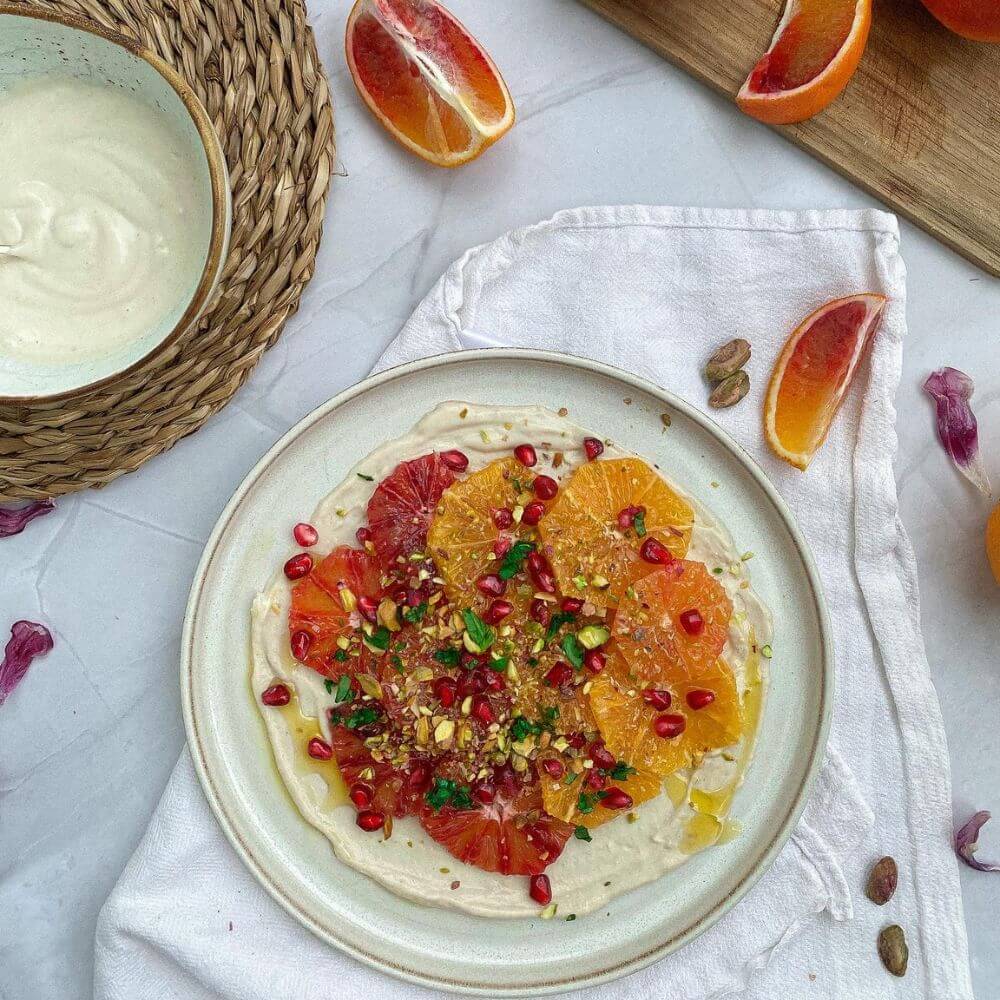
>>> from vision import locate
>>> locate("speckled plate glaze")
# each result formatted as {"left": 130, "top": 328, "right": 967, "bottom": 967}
{"left": 181, "top": 350, "right": 832, "bottom": 996}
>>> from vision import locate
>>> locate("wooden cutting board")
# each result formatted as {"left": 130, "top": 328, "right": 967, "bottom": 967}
{"left": 578, "top": 0, "right": 1000, "bottom": 276}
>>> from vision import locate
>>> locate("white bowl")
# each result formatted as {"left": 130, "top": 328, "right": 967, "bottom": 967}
{"left": 0, "top": 5, "right": 231, "bottom": 402}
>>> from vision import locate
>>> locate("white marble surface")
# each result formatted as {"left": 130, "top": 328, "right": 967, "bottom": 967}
{"left": 1, "top": 2, "right": 997, "bottom": 997}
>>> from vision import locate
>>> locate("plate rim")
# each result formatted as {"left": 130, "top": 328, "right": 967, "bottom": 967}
{"left": 181, "top": 347, "right": 833, "bottom": 996}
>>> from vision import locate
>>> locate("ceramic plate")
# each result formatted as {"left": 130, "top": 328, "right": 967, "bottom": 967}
{"left": 182, "top": 350, "right": 831, "bottom": 996}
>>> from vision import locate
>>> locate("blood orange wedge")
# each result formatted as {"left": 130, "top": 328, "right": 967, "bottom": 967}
{"left": 330, "top": 726, "right": 420, "bottom": 818}
{"left": 920, "top": 0, "right": 1000, "bottom": 42}
{"left": 345, "top": 0, "right": 514, "bottom": 167}
{"left": 736, "top": 0, "right": 873, "bottom": 125}
{"left": 539, "top": 754, "right": 662, "bottom": 829}
{"left": 588, "top": 656, "right": 742, "bottom": 778}
{"left": 288, "top": 546, "right": 384, "bottom": 678}
{"left": 427, "top": 457, "right": 523, "bottom": 603}
{"left": 538, "top": 458, "right": 693, "bottom": 610}
{"left": 420, "top": 767, "right": 573, "bottom": 875}
{"left": 764, "top": 293, "right": 887, "bottom": 470}
{"left": 366, "top": 453, "right": 456, "bottom": 564}
{"left": 612, "top": 562, "right": 732, "bottom": 684}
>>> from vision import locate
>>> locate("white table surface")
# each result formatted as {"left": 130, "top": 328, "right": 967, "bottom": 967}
{"left": 1, "top": 2, "right": 997, "bottom": 997}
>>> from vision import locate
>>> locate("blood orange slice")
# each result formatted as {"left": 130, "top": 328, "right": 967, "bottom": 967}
{"left": 366, "top": 453, "right": 456, "bottom": 564}
{"left": 539, "top": 458, "right": 693, "bottom": 610}
{"left": 329, "top": 726, "right": 419, "bottom": 818}
{"left": 764, "top": 293, "right": 887, "bottom": 470}
{"left": 920, "top": 0, "right": 1000, "bottom": 42}
{"left": 288, "top": 546, "right": 383, "bottom": 678}
{"left": 420, "top": 767, "right": 573, "bottom": 875}
{"left": 345, "top": 0, "right": 514, "bottom": 168}
{"left": 736, "top": 0, "right": 873, "bottom": 125}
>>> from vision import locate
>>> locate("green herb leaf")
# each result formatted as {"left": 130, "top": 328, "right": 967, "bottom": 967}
{"left": 426, "top": 778, "right": 455, "bottom": 811}
{"left": 633, "top": 510, "right": 647, "bottom": 537}
{"left": 345, "top": 705, "right": 379, "bottom": 729}
{"left": 433, "top": 647, "right": 461, "bottom": 666}
{"left": 564, "top": 770, "right": 580, "bottom": 784}
{"left": 487, "top": 656, "right": 509, "bottom": 672}
{"left": 541, "top": 706, "right": 559, "bottom": 727}
{"left": 390, "top": 654, "right": 404, "bottom": 674}
{"left": 451, "top": 785, "right": 474, "bottom": 810}
{"left": 509, "top": 715, "right": 542, "bottom": 742}
{"left": 364, "top": 626, "right": 391, "bottom": 651}
{"left": 333, "top": 649, "right": 349, "bottom": 662}
{"left": 334, "top": 675, "right": 352, "bottom": 703}
{"left": 356, "top": 472, "right": 374, "bottom": 482}
{"left": 561, "top": 633, "right": 585, "bottom": 669}
{"left": 324, "top": 679, "right": 333, "bottom": 694}
{"left": 576, "top": 792, "right": 596, "bottom": 815}
{"left": 498, "top": 540, "right": 535, "bottom": 580}
{"left": 402, "top": 602, "right": 428, "bottom": 625}
{"left": 462, "top": 609, "right": 495, "bottom": 652}
{"left": 545, "top": 611, "right": 576, "bottom": 643}
{"left": 608, "top": 761, "right": 637, "bottom": 781}
{"left": 574, "top": 825, "right": 592, "bottom": 842}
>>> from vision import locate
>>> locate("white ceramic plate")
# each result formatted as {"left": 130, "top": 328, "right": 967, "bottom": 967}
{"left": 182, "top": 350, "right": 831, "bottom": 996}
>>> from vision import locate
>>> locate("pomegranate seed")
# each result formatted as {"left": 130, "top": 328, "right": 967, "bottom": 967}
{"left": 290, "top": 630, "right": 312, "bottom": 662}
{"left": 585, "top": 769, "right": 606, "bottom": 791}
{"left": 356, "top": 810, "right": 385, "bottom": 832}
{"left": 357, "top": 595, "right": 379, "bottom": 622}
{"left": 639, "top": 537, "right": 673, "bottom": 564}
{"left": 472, "top": 694, "right": 495, "bottom": 725}
{"left": 482, "top": 669, "right": 506, "bottom": 692}
{"left": 617, "top": 505, "right": 645, "bottom": 531}
{"left": 434, "top": 677, "right": 458, "bottom": 708}
{"left": 529, "top": 873, "right": 552, "bottom": 905}
{"left": 686, "top": 689, "right": 716, "bottom": 710}
{"left": 679, "top": 608, "right": 704, "bottom": 635}
{"left": 440, "top": 449, "right": 469, "bottom": 471}
{"left": 349, "top": 783, "right": 373, "bottom": 809}
{"left": 406, "top": 588, "right": 425, "bottom": 607}
{"left": 541, "top": 758, "right": 565, "bottom": 780}
{"left": 561, "top": 597, "right": 584, "bottom": 613}
{"left": 483, "top": 599, "right": 514, "bottom": 625}
{"left": 584, "top": 649, "right": 607, "bottom": 674}
{"left": 472, "top": 780, "right": 495, "bottom": 804}
{"left": 391, "top": 586, "right": 408, "bottom": 605}
{"left": 406, "top": 763, "right": 432, "bottom": 793}
{"left": 513, "top": 444, "right": 537, "bottom": 467}
{"left": 494, "top": 762, "right": 519, "bottom": 798}
{"left": 583, "top": 437, "right": 605, "bottom": 461}
{"left": 544, "top": 661, "right": 574, "bottom": 688}
{"left": 521, "top": 501, "right": 546, "bottom": 526}
{"left": 283, "top": 553, "right": 313, "bottom": 580}
{"left": 653, "top": 713, "right": 686, "bottom": 739}
{"left": 527, "top": 551, "right": 556, "bottom": 593}
{"left": 602, "top": 787, "right": 633, "bottom": 810}
{"left": 533, "top": 475, "right": 558, "bottom": 500}
{"left": 492, "top": 507, "right": 514, "bottom": 529}
{"left": 293, "top": 522, "right": 318, "bottom": 546}
{"left": 261, "top": 683, "right": 290, "bottom": 707}
{"left": 476, "top": 573, "right": 507, "bottom": 597}
{"left": 529, "top": 598, "right": 551, "bottom": 626}
{"left": 355, "top": 526, "right": 372, "bottom": 546}
{"left": 307, "top": 737, "right": 333, "bottom": 761}
{"left": 493, "top": 536, "right": 513, "bottom": 558}
{"left": 588, "top": 741, "right": 616, "bottom": 770}
{"left": 642, "top": 687, "right": 673, "bottom": 711}
{"left": 566, "top": 732, "right": 586, "bottom": 749}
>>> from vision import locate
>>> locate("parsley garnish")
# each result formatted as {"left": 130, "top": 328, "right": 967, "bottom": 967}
{"left": 509, "top": 715, "right": 542, "bottom": 742}
{"left": 561, "top": 632, "right": 585, "bottom": 669}
{"left": 433, "top": 647, "right": 461, "bottom": 666}
{"left": 564, "top": 770, "right": 580, "bottom": 784}
{"left": 541, "top": 706, "right": 559, "bottom": 727}
{"left": 390, "top": 654, "right": 404, "bottom": 674}
{"left": 576, "top": 792, "right": 596, "bottom": 815}
{"left": 402, "top": 602, "right": 428, "bottom": 624}
{"left": 364, "top": 626, "right": 391, "bottom": 651}
{"left": 498, "top": 540, "right": 534, "bottom": 580}
{"left": 462, "top": 609, "right": 495, "bottom": 651}
{"left": 633, "top": 510, "right": 647, "bottom": 537}
{"left": 324, "top": 679, "right": 333, "bottom": 694}
{"left": 512, "top": 478, "right": 523, "bottom": 493}
{"left": 574, "top": 825, "right": 592, "bottom": 842}
{"left": 332, "top": 675, "right": 352, "bottom": 704}
{"left": 608, "top": 761, "right": 637, "bottom": 781}
{"left": 487, "top": 656, "right": 509, "bottom": 672}
{"left": 345, "top": 705, "right": 379, "bottom": 729}
{"left": 425, "top": 778, "right": 474, "bottom": 812}
{"left": 545, "top": 611, "right": 575, "bottom": 643}
{"left": 356, "top": 472, "right": 374, "bottom": 482}
{"left": 333, "top": 649, "right": 349, "bottom": 662}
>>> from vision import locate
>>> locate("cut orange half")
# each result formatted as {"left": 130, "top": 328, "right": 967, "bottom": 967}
{"left": 737, "top": 0, "right": 873, "bottom": 125}
{"left": 345, "top": 0, "right": 514, "bottom": 167}
{"left": 764, "top": 293, "right": 887, "bottom": 470}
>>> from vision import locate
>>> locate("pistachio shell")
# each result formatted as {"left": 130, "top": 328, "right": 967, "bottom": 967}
{"left": 877, "top": 924, "right": 908, "bottom": 977}
{"left": 705, "top": 338, "right": 751, "bottom": 382}
{"left": 865, "top": 855, "right": 898, "bottom": 905}
{"left": 708, "top": 370, "right": 750, "bottom": 409}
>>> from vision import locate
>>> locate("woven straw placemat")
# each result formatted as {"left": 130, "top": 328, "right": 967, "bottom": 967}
{"left": 0, "top": 0, "right": 335, "bottom": 502}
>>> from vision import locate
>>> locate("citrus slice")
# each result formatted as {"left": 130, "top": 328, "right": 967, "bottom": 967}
{"left": 539, "top": 754, "right": 662, "bottom": 829}
{"left": 427, "top": 457, "right": 522, "bottom": 603}
{"left": 366, "top": 453, "right": 456, "bottom": 564}
{"left": 420, "top": 767, "right": 573, "bottom": 875}
{"left": 588, "top": 657, "right": 743, "bottom": 778}
{"left": 345, "top": 0, "right": 514, "bottom": 167}
{"left": 920, "top": 0, "right": 1000, "bottom": 42}
{"left": 764, "top": 293, "right": 887, "bottom": 470}
{"left": 987, "top": 500, "right": 1000, "bottom": 585}
{"left": 612, "top": 562, "right": 732, "bottom": 684}
{"left": 288, "top": 546, "right": 383, "bottom": 678}
{"left": 330, "top": 726, "right": 418, "bottom": 817}
{"left": 736, "top": 0, "right": 873, "bottom": 125}
{"left": 538, "top": 458, "right": 693, "bottom": 610}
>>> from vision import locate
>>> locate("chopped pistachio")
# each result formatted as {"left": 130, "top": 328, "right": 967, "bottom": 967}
{"left": 577, "top": 625, "right": 610, "bottom": 649}
{"left": 434, "top": 719, "right": 455, "bottom": 744}
{"left": 761, "top": 644, "right": 773, "bottom": 658}
{"left": 539, "top": 903, "right": 558, "bottom": 919}
{"left": 338, "top": 587, "right": 357, "bottom": 613}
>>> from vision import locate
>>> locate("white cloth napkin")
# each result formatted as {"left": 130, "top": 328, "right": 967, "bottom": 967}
{"left": 94, "top": 206, "right": 972, "bottom": 999}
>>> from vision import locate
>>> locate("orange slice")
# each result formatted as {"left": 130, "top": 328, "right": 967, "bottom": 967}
{"left": 736, "top": 0, "right": 873, "bottom": 125}
{"left": 345, "top": 0, "right": 514, "bottom": 167}
{"left": 920, "top": 0, "right": 1000, "bottom": 42}
{"left": 539, "top": 754, "right": 662, "bottom": 829}
{"left": 538, "top": 458, "right": 693, "bottom": 610}
{"left": 427, "top": 457, "right": 522, "bottom": 604}
{"left": 764, "top": 293, "right": 886, "bottom": 470}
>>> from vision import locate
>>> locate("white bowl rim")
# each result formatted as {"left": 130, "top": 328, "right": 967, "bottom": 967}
{"left": 181, "top": 348, "right": 833, "bottom": 995}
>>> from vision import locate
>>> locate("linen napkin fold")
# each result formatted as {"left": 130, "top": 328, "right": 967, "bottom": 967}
{"left": 94, "top": 206, "right": 972, "bottom": 1000}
